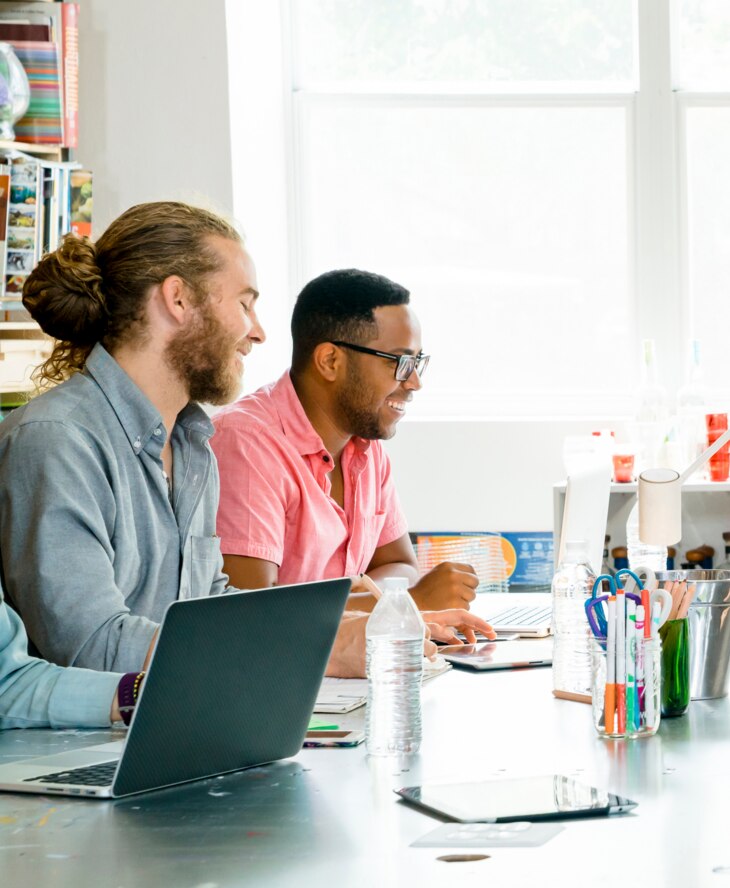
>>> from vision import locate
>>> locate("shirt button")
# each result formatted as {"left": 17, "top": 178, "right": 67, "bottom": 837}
{"left": 323, "top": 455, "right": 330, "bottom": 463}
{"left": 133, "top": 436, "right": 141, "bottom": 450}
{"left": 154, "top": 428, "right": 162, "bottom": 437}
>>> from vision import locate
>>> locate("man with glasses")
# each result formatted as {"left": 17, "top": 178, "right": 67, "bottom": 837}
{"left": 212, "top": 268, "right": 481, "bottom": 613}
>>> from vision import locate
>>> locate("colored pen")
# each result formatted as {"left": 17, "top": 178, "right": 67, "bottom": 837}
{"left": 635, "top": 604, "right": 645, "bottom": 728}
{"left": 626, "top": 598, "right": 636, "bottom": 732}
{"left": 605, "top": 595, "right": 617, "bottom": 734}
{"left": 643, "top": 600, "right": 661, "bottom": 730}
{"left": 616, "top": 588, "right": 626, "bottom": 735}
{"left": 641, "top": 588, "right": 651, "bottom": 639}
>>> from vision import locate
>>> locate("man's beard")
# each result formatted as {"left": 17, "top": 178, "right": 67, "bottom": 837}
{"left": 335, "top": 362, "right": 387, "bottom": 440}
{"left": 165, "top": 302, "right": 242, "bottom": 405}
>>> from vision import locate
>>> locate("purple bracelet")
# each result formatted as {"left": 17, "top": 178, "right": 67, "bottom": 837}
{"left": 117, "top": 672, "right": 145, "bottom": 726}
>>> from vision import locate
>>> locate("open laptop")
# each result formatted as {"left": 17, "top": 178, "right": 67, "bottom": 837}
{"left": 481, "top": 602, "right": 552, "bottom": 638}
{"left": 0, "top": 578, "right": 350, "bottom": 799}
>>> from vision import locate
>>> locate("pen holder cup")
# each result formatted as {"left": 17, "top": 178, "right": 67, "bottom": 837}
{"left": 659, "top": 618, "right": 690, "bottom": 718}
{"left": 590, "top": 637, "right": 661, "bottom": 739}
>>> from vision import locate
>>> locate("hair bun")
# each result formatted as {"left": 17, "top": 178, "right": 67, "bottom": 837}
{"left": 22, "top": 234, "right": 108, "bottom": 345}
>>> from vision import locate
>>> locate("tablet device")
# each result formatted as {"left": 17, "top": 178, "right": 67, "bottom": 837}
{"left": 438, "top": 639, "right": 552, "bottom": 671}
{"left": 396, "top": 775, "right": 637, "bottom": 823}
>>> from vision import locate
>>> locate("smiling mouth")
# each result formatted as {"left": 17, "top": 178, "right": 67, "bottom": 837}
{"left": 386, "top": 399, "right": 406, "bottom": 414}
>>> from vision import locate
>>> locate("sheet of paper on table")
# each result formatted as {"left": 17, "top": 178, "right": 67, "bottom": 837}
{"left": 313, "top": 656, "right": 451, "bottom": 713}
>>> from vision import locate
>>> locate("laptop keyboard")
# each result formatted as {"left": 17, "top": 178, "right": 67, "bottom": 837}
{"left": 24, "top": 760, "right": 117, "bottom": 786}
{"left": 486, "top": 605, "right": 551, "bottom": 626}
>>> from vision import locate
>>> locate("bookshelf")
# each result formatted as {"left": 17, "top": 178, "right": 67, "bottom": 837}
{"left": 0, "top": 0, "right": 80, "bottom": 406}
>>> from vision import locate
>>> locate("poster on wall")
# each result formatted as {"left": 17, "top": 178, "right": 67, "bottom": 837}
{"left": 410, "top": 531, "right": 554, "bottom": 592}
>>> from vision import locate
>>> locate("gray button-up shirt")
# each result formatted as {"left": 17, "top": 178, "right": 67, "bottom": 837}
{"left": 0, "top": 344, "right": 228, "bottom": 673}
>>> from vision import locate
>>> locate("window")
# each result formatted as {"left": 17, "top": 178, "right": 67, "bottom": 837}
{"left": 230, "top": 2, "right": 727, "bottom": 418}
{"left": 678, "top": 1, "right": 730, "bottom": 407}
{"left": 289, "top": 1, "right": 638, "bottom": 417}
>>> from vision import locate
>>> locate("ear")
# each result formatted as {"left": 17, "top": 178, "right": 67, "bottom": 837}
{"left": 311, "top": 341, "right": 344, "bottom": 383}
{"left": 155, "top": 275, "right": 194, "bottom": 326}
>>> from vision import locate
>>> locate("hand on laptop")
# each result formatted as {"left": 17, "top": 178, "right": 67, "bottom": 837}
{"left": 423, "top": 610, "right": 496, "bottom": 645}
{"left": 409, "top": 562, "right": 479, "bottom": 611}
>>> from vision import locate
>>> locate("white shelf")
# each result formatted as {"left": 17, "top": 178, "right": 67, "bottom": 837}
{"left": 553, "top": 481, "right": 730, "bottom": 494}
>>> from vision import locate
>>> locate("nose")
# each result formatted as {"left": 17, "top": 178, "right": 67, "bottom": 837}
{"left": 402, "top": 365, "right": 423, "bottom": 392}
{"left": 247, "top": 307, "right": 266, "bottom": 345}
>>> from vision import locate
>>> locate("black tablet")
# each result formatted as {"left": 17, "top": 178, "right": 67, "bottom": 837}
{"left": 396, "top": 775, "right": 637, "bottom": 823}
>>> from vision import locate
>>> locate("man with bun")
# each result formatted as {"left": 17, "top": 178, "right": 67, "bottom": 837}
{"left": 0, "top": 201, "right": 486, "bottom": 679}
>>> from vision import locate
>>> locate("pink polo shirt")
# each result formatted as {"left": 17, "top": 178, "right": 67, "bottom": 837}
{"left": 211, "top": 371, "right": 409, "bottom": 584}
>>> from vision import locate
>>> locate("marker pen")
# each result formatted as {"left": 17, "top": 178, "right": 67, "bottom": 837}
{"left": 605, "top": 595, "right": 617, "bottom": 734}
{"left": 635, "top": 604, "right": 645, "bottom": 729}
{"left": 626, "top": 597, "right": 636, "bottom": 732}
{"left": 616, "top": 589, "right": 626, "bottom": 735}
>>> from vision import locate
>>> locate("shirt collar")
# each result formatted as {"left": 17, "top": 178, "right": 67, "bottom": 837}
{"left": 84, "top": 344, "right": 214, "bottom": 455}
{"left": 271, "top": 371, "right": 371, "bottom": 458}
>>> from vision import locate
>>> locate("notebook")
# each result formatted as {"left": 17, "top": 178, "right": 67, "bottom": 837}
{"left": 0, "top": 578, "right": 351, "bottom": 799}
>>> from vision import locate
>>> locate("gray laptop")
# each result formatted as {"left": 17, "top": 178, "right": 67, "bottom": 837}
{"left": 0, "top": 578, "right": 351, "bottom": 798}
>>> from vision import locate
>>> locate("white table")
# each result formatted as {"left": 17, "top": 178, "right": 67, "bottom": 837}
{"left": 0, "top": 661, "right": 728, "bottom": 888}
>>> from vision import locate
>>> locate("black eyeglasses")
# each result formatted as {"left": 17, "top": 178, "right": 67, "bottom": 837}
{"left": 331, "top": 341, "right": 430, "bottom": 382}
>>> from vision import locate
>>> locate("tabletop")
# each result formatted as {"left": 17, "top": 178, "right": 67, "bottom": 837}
{"left": 1, "top": 663, "right": 728, "bottom": 888}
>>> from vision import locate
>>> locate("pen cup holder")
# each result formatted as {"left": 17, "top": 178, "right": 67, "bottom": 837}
{"left": 590, "top": 636, "right": 661, "bottom": 739}
{"left": 659, "top": 618, "right": 690, "bottom": 718}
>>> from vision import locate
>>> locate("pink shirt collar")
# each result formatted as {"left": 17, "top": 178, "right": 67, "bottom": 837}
{"left": 270, "top": 371, "right": 371, "bottom": 462}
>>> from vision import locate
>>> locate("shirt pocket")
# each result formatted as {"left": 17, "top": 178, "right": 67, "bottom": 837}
{"left": 186, "top": 535, "right": 221, "bottom": 599}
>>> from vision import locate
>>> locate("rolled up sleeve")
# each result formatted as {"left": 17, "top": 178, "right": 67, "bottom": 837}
{"left": 0, "top": 598, "right": 121, "bottom": 730}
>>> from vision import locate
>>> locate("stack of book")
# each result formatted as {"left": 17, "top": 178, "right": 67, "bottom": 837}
{"left": 0, "top": 1, "right": 79, "bottom": 148}
{"left": 0, "top": 155, "right": 91, "bottom": 311}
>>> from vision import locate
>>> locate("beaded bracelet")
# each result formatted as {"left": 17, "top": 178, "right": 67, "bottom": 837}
{"left": 117, "top": 671, "right": 146, "bottom": 726}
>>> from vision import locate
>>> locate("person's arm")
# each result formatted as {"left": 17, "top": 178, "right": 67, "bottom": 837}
{"left": 223, "top": 554, "right": 278, "bottom": 591}
{"left": 0, "top": 598, "right": 122, "bottom": 730}
{"left": 0, "top": 423, "right": 158, "bottom": 672}
{"left": 364, "top": 533, "right": 479, "bottom": 611}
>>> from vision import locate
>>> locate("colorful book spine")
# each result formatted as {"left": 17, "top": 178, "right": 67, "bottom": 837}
{"left": 0, "top": 163, "right": 11, "bottom": 300}
{"left": 11, "top": 41, "right": 63, "bottom": 145}
{"left": 61, "top": 3, "right": 79, "bottom": 148}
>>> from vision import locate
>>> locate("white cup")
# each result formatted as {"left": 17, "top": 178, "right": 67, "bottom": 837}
{"left": 638, "top": 468, "right": 681, "bottom": 546}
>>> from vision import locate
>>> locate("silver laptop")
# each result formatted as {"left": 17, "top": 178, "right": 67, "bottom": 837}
{"left": 481, "top": 603, "right": 552, "bottom": 638}
{"left": 0, "top": 578, "right": 350, "bottom": 799}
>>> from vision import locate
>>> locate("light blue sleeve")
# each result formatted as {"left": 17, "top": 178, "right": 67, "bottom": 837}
{"left": 0, "top": 598, "right": 122, "bottom": 730}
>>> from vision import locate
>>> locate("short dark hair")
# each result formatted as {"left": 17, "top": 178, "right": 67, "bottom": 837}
{"left": 291, "top": 268, "right": 409, "bottom": 373}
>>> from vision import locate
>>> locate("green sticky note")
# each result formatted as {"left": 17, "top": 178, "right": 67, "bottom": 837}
{"left": 307, "top": 718, "right": 339, "bottom": 731}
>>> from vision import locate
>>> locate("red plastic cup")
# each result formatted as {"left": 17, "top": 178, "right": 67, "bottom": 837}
{"left": 706, "top": 413, "right": 728, "bottom": 433}
{"left": 612, "top": 453, "right": 635, "bottom": 483}
{"left": 708, "top": 429, "right": 730, "bottom": 482}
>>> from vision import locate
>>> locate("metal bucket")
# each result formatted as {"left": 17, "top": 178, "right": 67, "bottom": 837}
{"left": 656, "top": 570, "right": 730, "bottom": 700}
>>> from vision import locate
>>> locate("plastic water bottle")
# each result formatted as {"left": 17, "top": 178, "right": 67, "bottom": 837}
{"left": 551, "top": 540, "right": 595, "bottom": 697}
{"left": 365, "top": 577, "right": 425, "bottom": 755}
{"left": 626, "top": 502, "right": 667, "bottom": 574}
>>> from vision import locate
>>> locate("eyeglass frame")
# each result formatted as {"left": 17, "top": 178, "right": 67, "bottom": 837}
{"left": 330, "top": 341, "right": 430, "bottom": 382}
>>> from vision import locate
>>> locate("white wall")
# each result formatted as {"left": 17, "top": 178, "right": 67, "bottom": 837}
{"left": 78, "top": 0, "right": 233, "bottom": 231}
{"left": 384, "top": 418, "right": 608, "bottom": 533}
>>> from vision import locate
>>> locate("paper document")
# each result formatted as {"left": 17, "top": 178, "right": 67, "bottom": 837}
{"left": 313, "top": 656, "right": 451, "bottom": 713}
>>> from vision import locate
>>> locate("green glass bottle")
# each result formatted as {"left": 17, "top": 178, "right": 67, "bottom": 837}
{"left": 659, "top": 618, "right": 690, "bottom": 717}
